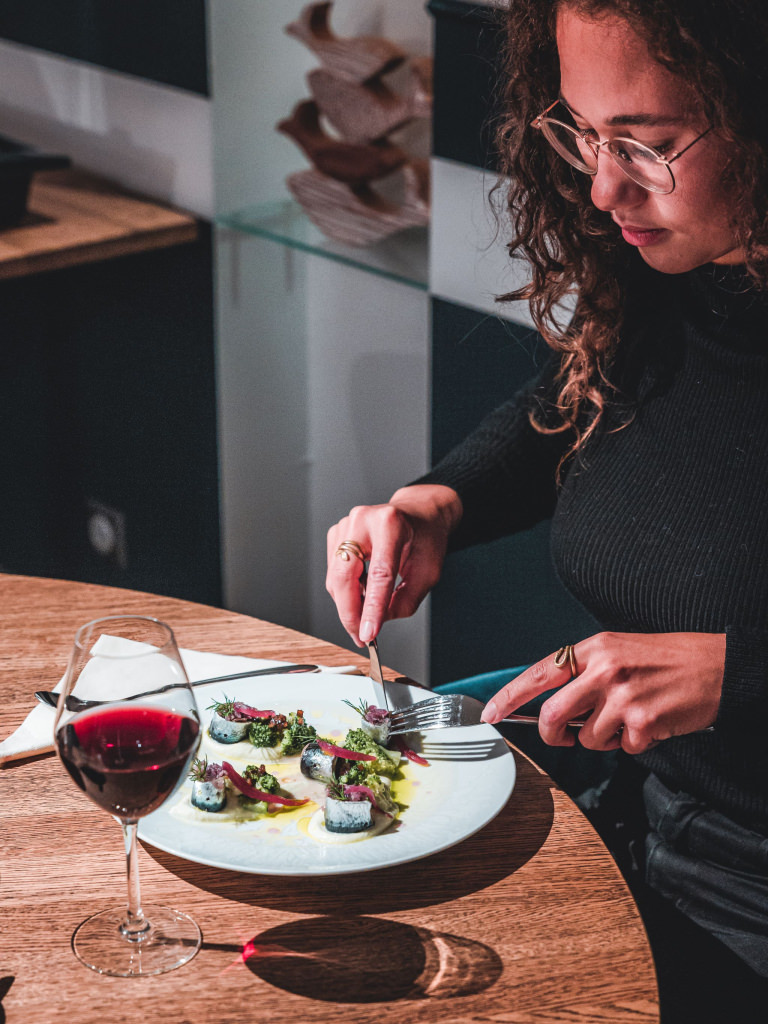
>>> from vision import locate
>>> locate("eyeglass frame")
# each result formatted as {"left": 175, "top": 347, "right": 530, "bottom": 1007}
{"left": 531, "top": 99, "right": 713, "bottom": 194}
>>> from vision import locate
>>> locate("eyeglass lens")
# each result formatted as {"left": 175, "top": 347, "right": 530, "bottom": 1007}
{"left": 540, "top": 119, "right": 674, "bottom": 193}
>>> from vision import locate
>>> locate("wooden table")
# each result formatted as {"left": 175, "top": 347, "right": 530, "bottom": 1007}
{"left": 0, "top": 575, "right": 659, "bottom": 1023}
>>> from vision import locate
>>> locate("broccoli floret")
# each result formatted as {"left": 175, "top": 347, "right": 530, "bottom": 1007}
{"left": 342, "top": 728, "right": 401, "bottom": 777}
{"left": 247, "top": 714, "right": 286, "bottom": 748}
{"left": 238, "top": 764, "right": 280, "bottom": 813}
{"left": 279, "top": 709, "right": 317, "bottom": 755}
{"left": 337, "top": 762, "right": 371, "bottom": 786}
{"left": 242, "top": 764, "right": 279, "bottom": 793}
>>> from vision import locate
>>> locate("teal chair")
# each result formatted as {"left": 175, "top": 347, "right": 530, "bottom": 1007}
{"left": 434, "top": 664, "right": 531, "bottom": 703}
{"left": 434, "top": 665, "right": 616, "bottom": 800}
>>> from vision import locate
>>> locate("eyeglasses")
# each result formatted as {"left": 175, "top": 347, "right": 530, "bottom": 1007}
{"left": 531, "top": 100, "right": 712, "bottom": 194}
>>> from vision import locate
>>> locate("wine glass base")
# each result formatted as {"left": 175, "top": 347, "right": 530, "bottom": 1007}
{"left": 72, "top": 905, "right": 201, "bottom": 977}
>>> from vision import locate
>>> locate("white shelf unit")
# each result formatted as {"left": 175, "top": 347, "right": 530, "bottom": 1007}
{"left": 209, "top": 1, "right": 434, "bottom": 682}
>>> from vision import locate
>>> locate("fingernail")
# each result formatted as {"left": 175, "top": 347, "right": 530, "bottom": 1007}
{"left": 481, "top": 699, "right": 498, "bottom": 723}
{"left": 359, "top": 620, "right": 375, "bottom": 642}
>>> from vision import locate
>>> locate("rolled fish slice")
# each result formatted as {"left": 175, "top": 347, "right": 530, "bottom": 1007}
{"left": 324, "top": 795, "right": 373, "bottom": 834}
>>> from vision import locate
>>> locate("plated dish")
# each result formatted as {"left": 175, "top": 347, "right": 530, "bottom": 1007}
{"left": 138, "top": 674, "right": 516, "bottom": 876}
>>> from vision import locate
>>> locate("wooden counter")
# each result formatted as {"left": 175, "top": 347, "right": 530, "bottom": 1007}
{"left": 0, "top": 167, "right": 197, "bottom": 279}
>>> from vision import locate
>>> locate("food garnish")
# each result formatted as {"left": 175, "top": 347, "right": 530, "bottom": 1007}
{"left": 339, "top": 728, "right": 400, "bottom": 775}
{"left": 279, "top": 710, "right": 317, "bottom": 755}
{"left": 317, "top": 738, "right": 376, "bottom": 762}
{"left": 247, "top": 713, "right": 288, "bottom": 748}
{"left": 206, "top": 696, "right": 275, "bottom": 721}
{"left": 391, "top": 735, "right": 430, "bottom": 767}
{"left": 221, "top": 761, "right": 309, "bottom": 807}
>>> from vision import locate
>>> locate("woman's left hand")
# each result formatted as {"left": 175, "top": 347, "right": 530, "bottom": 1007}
{"left": 480, "top": 631, "right": 726, "bottom": 753}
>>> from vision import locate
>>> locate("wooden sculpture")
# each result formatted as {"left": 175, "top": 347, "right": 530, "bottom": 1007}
{"left": 285, "top": 1, "right": 407, "bottom": 83}
{"left": 287, "top": 159, "right": 430, "bottom": 248}
{"left": 277, "top": 100, "right": 408, "bottom": 183}
{"left": 281, "top": 2, "right": 432, "bottom": 248}
{"left": 306, "top": 63, "right": 431, "bottom": 143}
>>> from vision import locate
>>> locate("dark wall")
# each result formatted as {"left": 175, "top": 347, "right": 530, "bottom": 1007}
{"left": 429, "top": 0, "right": 504, "bottom": 170}
{"left": 0, "top": 230, "right": 221, "bottom": 605}
{"left": 0, "top": 0, "right": 208, "bottom": 95}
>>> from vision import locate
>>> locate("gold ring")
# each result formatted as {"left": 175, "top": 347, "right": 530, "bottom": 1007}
{"left": 335, "top": 540, "right": 367, "bottom": 563}
{"left": 553, "top": 644, "right": 577, "bottom": 677}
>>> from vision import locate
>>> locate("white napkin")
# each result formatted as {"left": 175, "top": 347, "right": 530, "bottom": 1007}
{"left": 0, "top": 644, "right": 362, "bottom": 765}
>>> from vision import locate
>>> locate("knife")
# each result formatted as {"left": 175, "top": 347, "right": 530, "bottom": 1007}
{"left": 359, "top": 558, "right": 390, "bottom": 711}
{"left": 366, "top": 639, "right": 390, "bottom": 711}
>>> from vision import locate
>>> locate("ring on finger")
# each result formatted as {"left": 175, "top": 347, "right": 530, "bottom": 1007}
{"left": 335, "top": 540, "right": 367, "bottom": 563}
{"left": 553, "top": 644, "right": 578, "bottom": 678}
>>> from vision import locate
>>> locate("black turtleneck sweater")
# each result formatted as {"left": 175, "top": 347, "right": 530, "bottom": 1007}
{"left": 419, "top": 264, "right": 768, "bottom": 832}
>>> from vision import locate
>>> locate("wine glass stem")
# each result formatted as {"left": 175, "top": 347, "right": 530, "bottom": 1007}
{"left": 120, "top": 819, "right": 150, "bottom": 941}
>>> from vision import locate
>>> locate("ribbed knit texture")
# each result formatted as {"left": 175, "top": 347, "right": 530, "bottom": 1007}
{"left": 419, "top": 263, "right": 768, "bottom": 831}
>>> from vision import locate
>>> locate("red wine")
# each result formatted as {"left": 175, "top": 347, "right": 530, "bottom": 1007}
{"left": 57, "top": 704, "right": 200, "bottom": 819}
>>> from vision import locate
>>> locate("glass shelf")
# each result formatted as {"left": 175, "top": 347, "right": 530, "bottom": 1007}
{"left": 217, "top": 199, "right": 429, "bottom": 291}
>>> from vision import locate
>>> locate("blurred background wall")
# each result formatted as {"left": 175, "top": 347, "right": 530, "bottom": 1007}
{"left": 0, "top": 0, "right": 595, "bottom": 685}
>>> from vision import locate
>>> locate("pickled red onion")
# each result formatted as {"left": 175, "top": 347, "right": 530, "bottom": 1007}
{"left": 317, "top": 739, "right": 375, "bottom": 762}
{"left": 391, "top": 736, "right": 429, "bottom": 766}
{"left": 222, "top": 761, "right": 309, "bottom": 806}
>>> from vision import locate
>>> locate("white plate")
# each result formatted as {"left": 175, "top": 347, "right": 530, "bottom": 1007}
{"left": 138, "top": 674, "right": 516, "bottom": 876}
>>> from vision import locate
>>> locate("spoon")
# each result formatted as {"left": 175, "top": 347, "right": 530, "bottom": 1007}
{"left": 34, "top": 663, "right": 321, "bottom": 712}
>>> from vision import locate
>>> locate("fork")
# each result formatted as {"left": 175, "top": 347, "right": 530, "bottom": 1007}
{"left": 386, "top": 692, "right": 586, "bottom": 735}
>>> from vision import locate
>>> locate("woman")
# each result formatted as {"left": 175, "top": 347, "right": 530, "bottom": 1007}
{"left": 326, "top": 1, "right": 768, "bottom": 1017}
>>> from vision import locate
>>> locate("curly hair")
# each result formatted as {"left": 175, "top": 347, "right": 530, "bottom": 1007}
{"left": 495, "top": 0, "right": 768, "bottom": 455}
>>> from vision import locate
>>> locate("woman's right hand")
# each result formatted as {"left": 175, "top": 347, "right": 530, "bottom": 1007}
{"left": 326, "top": 484, "right": 462, "bottom": 646}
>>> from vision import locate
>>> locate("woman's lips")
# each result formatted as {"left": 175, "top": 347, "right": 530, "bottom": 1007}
{"left": 619, "top": 225, "right": 666, "bottom": 246}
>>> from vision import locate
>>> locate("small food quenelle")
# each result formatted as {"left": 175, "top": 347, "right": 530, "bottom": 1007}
{"left": 342, "top": 698, "right": 391, "bottom": 745}
{"left": 324, "top": 788, "right": 374, "bottom": 833}
{"left": 207, "top": 697, "right": 276, "bottom": 744}
{"left": 189, "top": 757, "right": 228, "bottom": 812}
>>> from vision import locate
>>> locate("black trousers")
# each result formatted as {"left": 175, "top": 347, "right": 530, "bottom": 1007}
{"left": 579, "top": 757, "right": 768, "bottom": 1024}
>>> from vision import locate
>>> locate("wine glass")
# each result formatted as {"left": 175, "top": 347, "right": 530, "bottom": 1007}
{"left": 54, "top": 615, "right": 202, "bottom": 976}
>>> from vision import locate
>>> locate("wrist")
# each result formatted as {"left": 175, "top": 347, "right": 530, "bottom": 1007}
{"left": 388, "top": 484, "right": 463, "bottom": 536}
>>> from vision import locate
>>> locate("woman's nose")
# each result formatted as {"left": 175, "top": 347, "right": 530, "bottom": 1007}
{"left": 589, "top": 152, "right": 647, "bottom": 213}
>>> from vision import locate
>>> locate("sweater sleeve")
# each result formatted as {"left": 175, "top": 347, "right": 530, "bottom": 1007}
{"left": 413, "top": 356, "right": 574, "bottom": 550}
{"left": 717, "top": 626, "right": 768, "bottom": 727}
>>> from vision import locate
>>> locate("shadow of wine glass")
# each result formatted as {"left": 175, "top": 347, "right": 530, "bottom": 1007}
{"left": 206, "top": 916, "right": 503, "bottom": 1003}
